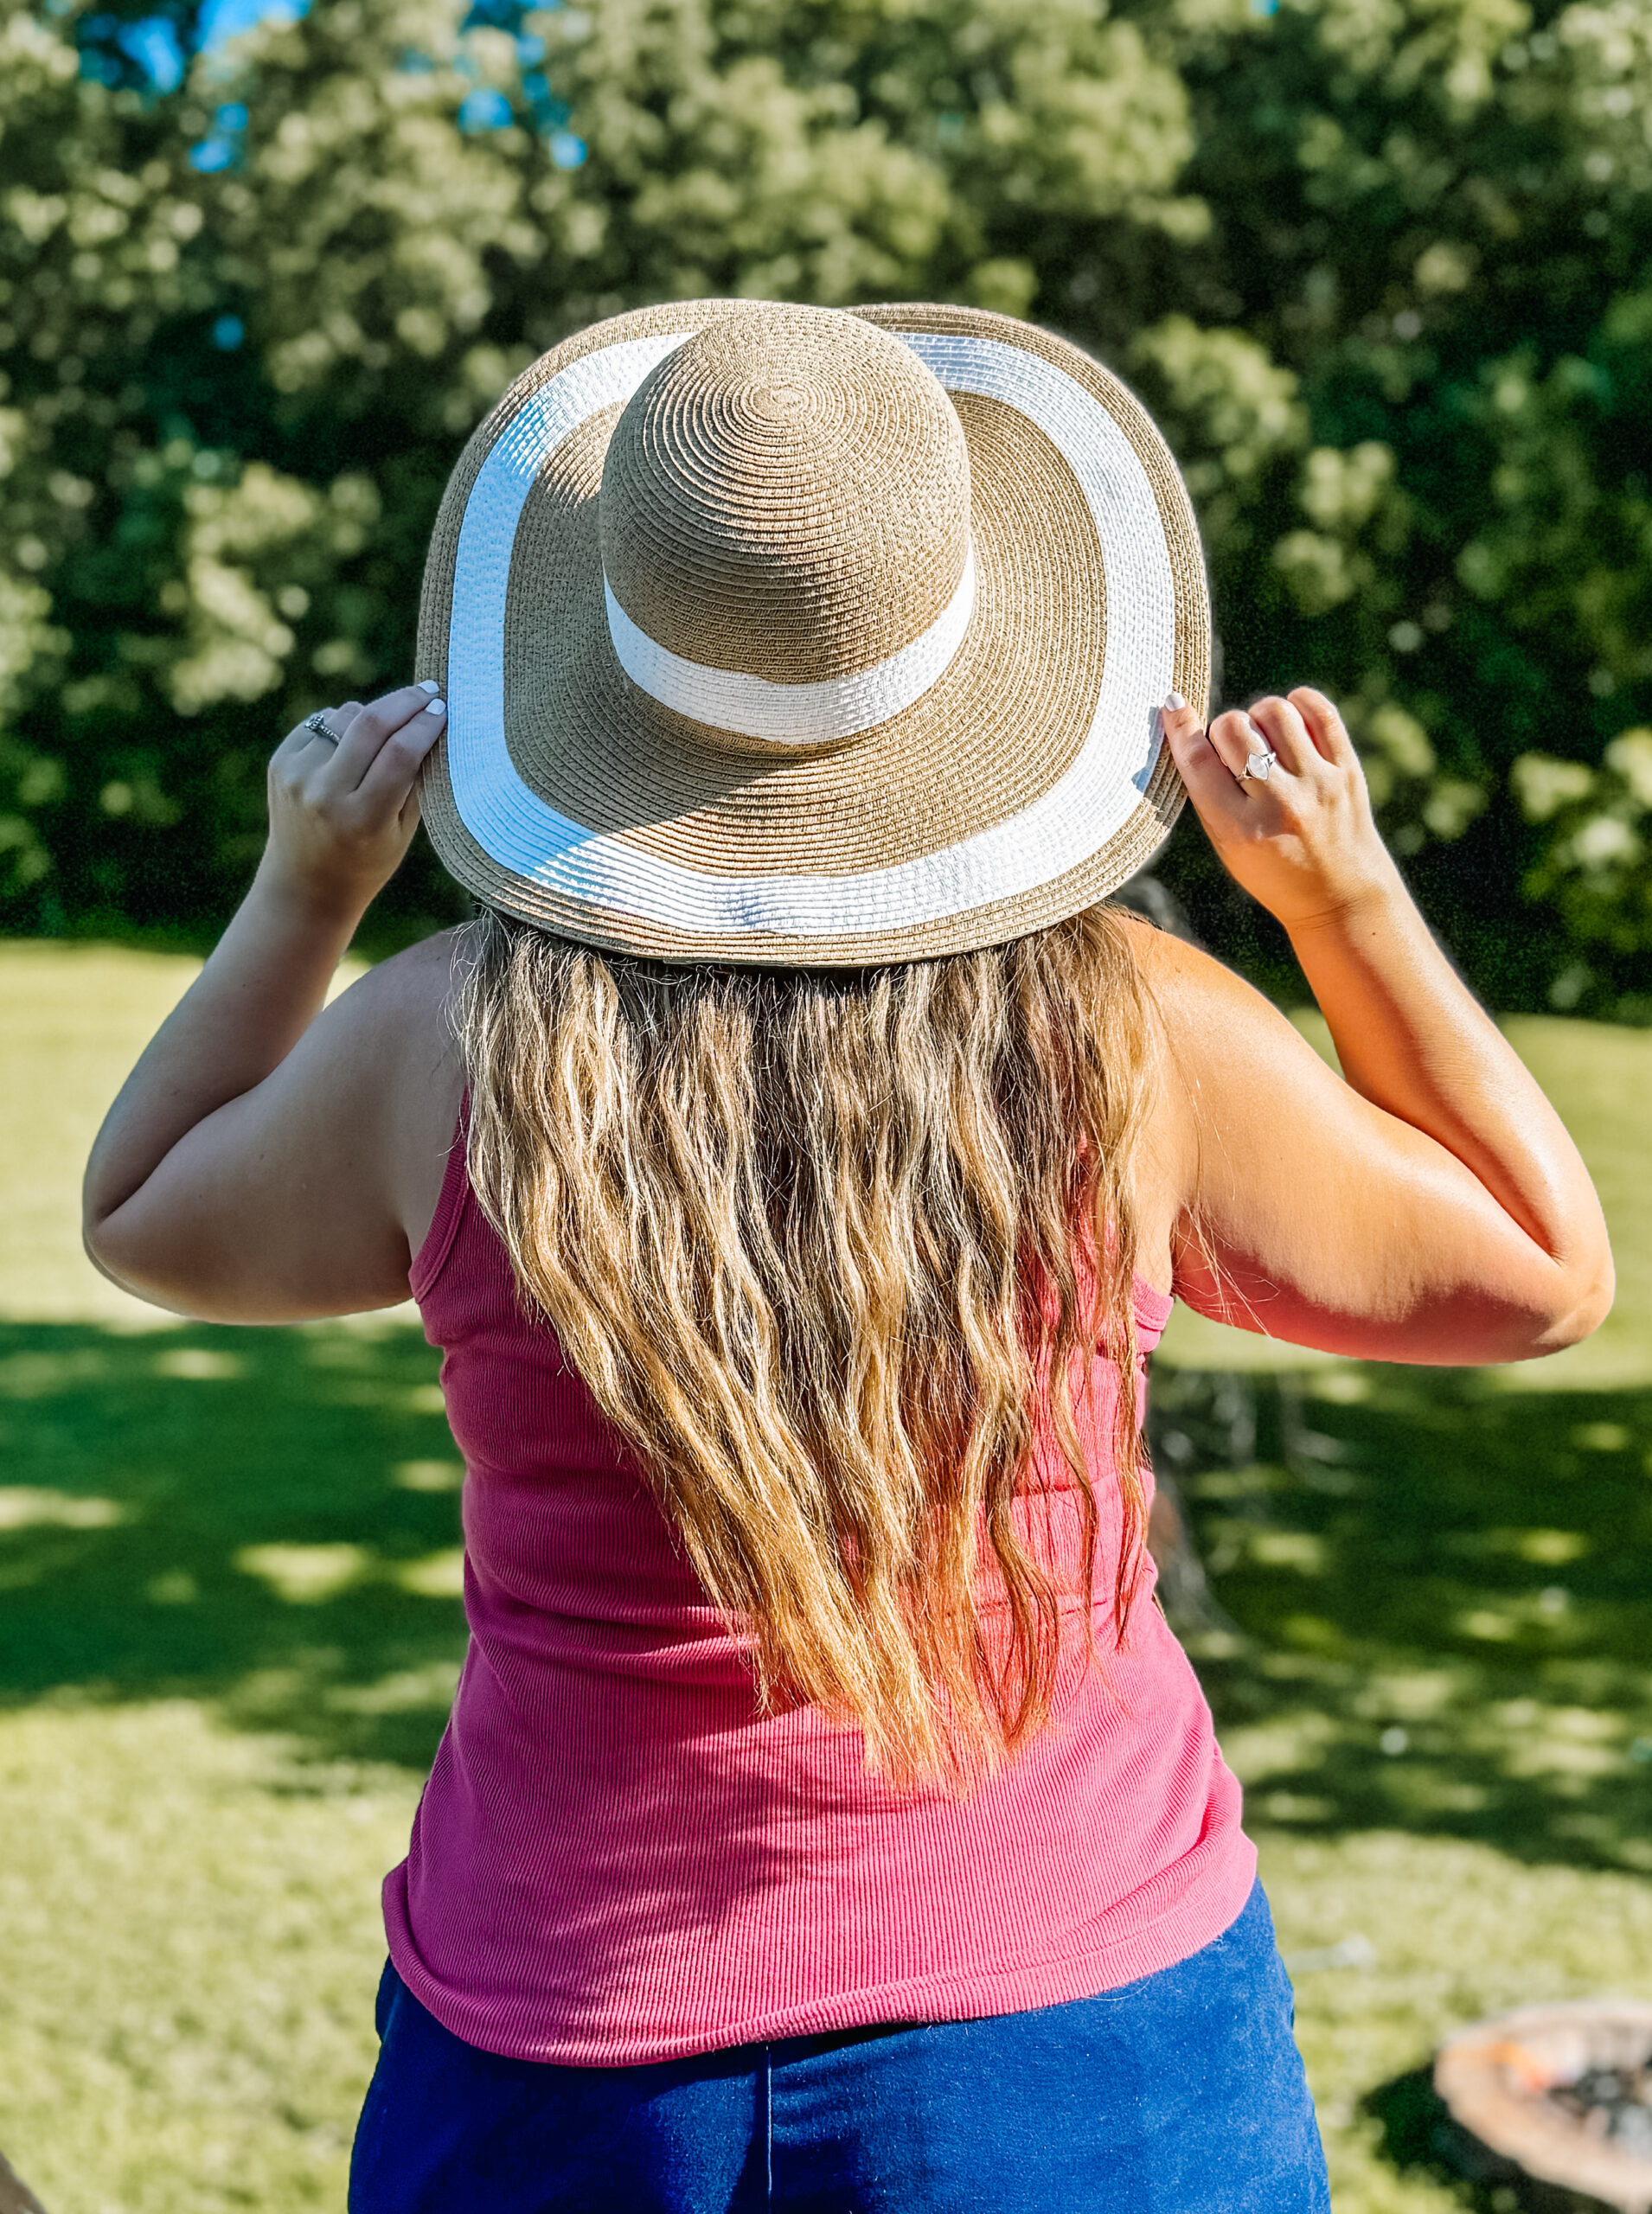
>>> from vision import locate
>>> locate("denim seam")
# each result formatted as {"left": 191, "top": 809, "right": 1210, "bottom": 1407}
{"left": 764, "top": 2041, "right": 774, "bottom": 2205}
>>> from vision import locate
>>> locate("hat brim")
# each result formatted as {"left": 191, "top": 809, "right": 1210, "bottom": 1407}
{"left": 417, "top": 301, "right": 1208, "bottom": 966}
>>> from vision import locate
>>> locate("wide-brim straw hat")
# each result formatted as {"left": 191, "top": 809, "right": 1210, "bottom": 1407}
{"left": 417, "top": 299, "right": 1208, "bottom": 967}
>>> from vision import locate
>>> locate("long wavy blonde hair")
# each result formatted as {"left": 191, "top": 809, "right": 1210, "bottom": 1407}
{"left": 455, "top": 904, "right": 1157, "bottom": 1789}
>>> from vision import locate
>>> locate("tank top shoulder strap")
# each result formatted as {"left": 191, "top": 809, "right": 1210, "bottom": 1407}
{"left": 1131, "top": 1274, "right": 1174, "bottom": 1349}
{"left": 409, "top": 1093, "right": 472, "bottom": 1302}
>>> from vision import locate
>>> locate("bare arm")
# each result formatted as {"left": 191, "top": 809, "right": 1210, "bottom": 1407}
{"left": 84, "top": 685, "right": 463, "bottom": 1321}
{"left": 1148, "top": 687, "right": 1612, "bottom": 1365}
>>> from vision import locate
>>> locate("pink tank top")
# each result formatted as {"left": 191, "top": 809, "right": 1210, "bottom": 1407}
{"left": 384, "top": 1115, "right": 1254, "bottom": 2066}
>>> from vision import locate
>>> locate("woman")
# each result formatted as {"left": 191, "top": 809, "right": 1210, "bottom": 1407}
{"left": 84, "top": 303, "right": 1611, "bottom": 2211}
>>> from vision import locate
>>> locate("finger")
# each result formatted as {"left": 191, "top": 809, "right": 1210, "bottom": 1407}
{"left": 1206, "top": 708, "right": 1269, "bottom": 785}
{"left": 272, "top": 721, "right": 316, "bottom": 769}
{"left": 1246, "top": 694, "right": 1316, "bottom": 775}
{"left": 287, "top": 701, "right": 362, "bottom": 763}
{"left": 328, "top": 684, "right": 441, "bottom": 790}
{"left": 355, "top": 694, "right": 445, "bottom": 810}
{"left": 275, "top": 718, "right": 342, "bottom": 776}
{"left": 1160, "top": 695, "right": 1247, "bottom": 825}
{"left": 317, "top": 700, "right": 365, "bottom": 744}
{"left": 1288, "top": 687, "right": 1358, "bottom": 767}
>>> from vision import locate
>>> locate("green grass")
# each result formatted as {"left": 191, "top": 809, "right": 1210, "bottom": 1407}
{"left": 1, "top": 1704, "right": 418, "bottom": 2214}
{"left": 1175, "top": 1370, "right": 1652, "bottom": 1869}
{"left": 0, "top": 1319, "right": 467, "bottom": 1766}
{"left": 0, "top": 940, "right": 1649, "bottom": 2212}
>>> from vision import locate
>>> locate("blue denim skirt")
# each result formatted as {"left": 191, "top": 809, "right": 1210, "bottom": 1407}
{"left": 349, "top": 1880, "right": 1329, "bottom": 2212}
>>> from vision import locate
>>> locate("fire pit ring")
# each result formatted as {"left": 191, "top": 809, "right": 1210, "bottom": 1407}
{"left": 1435, "top": 2000, "right": 1652, "bottom": 2213}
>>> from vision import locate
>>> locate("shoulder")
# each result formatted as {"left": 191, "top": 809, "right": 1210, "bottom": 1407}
{"left": 330, "top": 925, "right": 465, "bottom": 1071}
{"left": 327, "top": 928, "right": 468, "bottom": 1216}
{"left": 1107, "top": 908, "right": 1339, "bottom": 1218}
{"left": 1110, "top": 907, "right": 1277, "bottom": 1033}
{"left": 1111, "top": 909, "right": 1318, "bottom": 1095}
{"left": 343, "top": 924, "right": 467, "bottom": 1018}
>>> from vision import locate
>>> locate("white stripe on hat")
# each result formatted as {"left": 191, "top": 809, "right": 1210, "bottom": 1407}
{"left": 603, "top": 544, "right": 976, "bottom": 747}
{"left": 443, "top": 330, "right": 1172, "bottom": 938}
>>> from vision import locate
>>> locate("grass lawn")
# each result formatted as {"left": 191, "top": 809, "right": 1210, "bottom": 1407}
{"left": 1, "top": 940, "right": 1649, "bottom": 2211}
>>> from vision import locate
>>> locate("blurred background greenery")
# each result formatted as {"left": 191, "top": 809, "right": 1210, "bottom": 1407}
{"left": 3, "top": 0, "right": 1652, "bottom": 2205}
{"left": 0, "top": 0, "right": 1650, "bottom": 1009}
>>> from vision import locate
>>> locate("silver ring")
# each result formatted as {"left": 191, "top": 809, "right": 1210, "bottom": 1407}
{"left": 1240, "top": 748, "right": 1277, "bottom": 784}
{"left": 302, "top": 710, "right": 341, "bottom": 743}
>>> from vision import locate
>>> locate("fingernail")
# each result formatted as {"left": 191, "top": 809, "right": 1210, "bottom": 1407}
{"left": 1165, "top": 690, "right": 1187, "bottom": 712}
{"left": 425, "top": 698, "right": 446, "bottom": 714}
{"left": 419, "top": 679, "right": 440, "bottom": 694}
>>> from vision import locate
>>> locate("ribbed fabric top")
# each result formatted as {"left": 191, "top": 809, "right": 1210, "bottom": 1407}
{"left": 384, "top": 1113, "right": 1254, "bottom": 2066}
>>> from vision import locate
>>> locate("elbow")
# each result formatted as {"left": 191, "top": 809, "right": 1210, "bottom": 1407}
{"left": 82, "top": 1203, "right": 120, "bottom": 1283}
{"left": 82, "top": 1170, "right": 157, "bottom": 1298}
{"left": 82, "top": 1166, "right": 138, "bottom": 1280}
{"left": 81, "top": 1205, "right": 176, "bottom": 1313}
{"left": 1552, "top": 1256, "right": 1615, "bottom": 1349}
{"left": 81, "top": 1157, "right": 131, "bottom": 1284}
{"left": 82, "top": 1207, "right": 144, "bottom": 1299}
{"left": 1525, "top": 1247, "right": 1615, "bottom": 1357}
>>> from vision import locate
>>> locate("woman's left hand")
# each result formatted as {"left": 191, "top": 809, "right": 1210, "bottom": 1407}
{"left": 84, "top": 675, "right": 458, "bottom": 1320}
{"left": 263, "top": 682, "right": 447, "bottom": 918}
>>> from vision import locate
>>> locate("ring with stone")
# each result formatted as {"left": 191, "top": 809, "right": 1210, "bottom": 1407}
{"left": 302, "top": 710, "right": 341, "bottom": 743}
{"left": 1239, "top": 747, "right": 1277, "bottom": 784}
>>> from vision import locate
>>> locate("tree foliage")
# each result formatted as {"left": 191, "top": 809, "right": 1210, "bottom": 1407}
{"left": 0, "top": 0, "right": 1648, "bottom": 1009}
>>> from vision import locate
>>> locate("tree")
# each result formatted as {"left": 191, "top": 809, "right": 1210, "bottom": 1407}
{"left": 1123, "top": 0, "right": 1652, "bottom": 1009}
{"left": 0, "top": 0, "right": 1646, "bottom": 1014}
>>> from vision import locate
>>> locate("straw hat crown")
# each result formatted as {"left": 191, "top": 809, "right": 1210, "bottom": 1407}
{"left": 599, "top": 305, "right": 973, "bottom": 724}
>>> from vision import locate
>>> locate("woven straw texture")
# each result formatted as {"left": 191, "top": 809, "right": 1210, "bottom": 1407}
{"left": 417, "top": 298, "right": 1208, "bottom": 966}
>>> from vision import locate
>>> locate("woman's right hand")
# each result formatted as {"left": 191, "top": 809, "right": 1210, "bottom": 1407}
{"left": 1161, "top": 687, "right": 1404, "bottom": 934}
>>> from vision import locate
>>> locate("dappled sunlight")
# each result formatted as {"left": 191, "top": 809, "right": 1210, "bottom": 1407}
{"left": 388, "top": 1549, "right": 466, "bottom": 1597}
{"left": 4, "top": 1315, "right": 1647, "bottom": 1878}
{"left": 0, "top": 1488, "right": 125, "bottom": 1531}
{"left": 0, "top": 1316, "right": 467, "bottom": 1771}
{"left": 1259, "top": 1830, "right": 1652, "bottom": 2213}
{"left": 236, "top": 1541, "right": 375, "bottom": 1604}
{"left": 1155, "top": 1366, "right": 1652, "bottom": 1874}
{"left": 0, "top": 1347, "right": 119, "bottom": 1398}
{"left": 391, "top": 1458, "right": 464, "bottom": 1491}
{"left": 326, "top": 1661, "right": 463, "bottom": 1718}
{"left": 0, "top": 1699, "right": 417, "bottom": 2214}
{"left": 233, "top": 1539, "right": 465, "bottom": 1603}
{"left": 153, "top": 1346, "right": 244, "bottom": 1382}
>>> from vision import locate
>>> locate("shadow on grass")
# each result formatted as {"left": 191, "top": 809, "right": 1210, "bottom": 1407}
{"left": 1152, "top": 1366, "right": 1652, "bottom": 1875}
{"left": 1364, "top": 2066, "right": 1623, "bottom": 2213}
{"left": 0, "top": 1319, "right": 465, "bottom": 1771}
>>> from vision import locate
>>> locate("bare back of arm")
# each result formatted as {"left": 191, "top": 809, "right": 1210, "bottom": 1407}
{"left": 1140, "top": 689, "right": 1611, "bottom": 1366}
{"left": 85, "top": 930, "right": 463, "bottom": 1322}
{"left": 84, "top": 688, "right": 466, "bottom": 1322}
